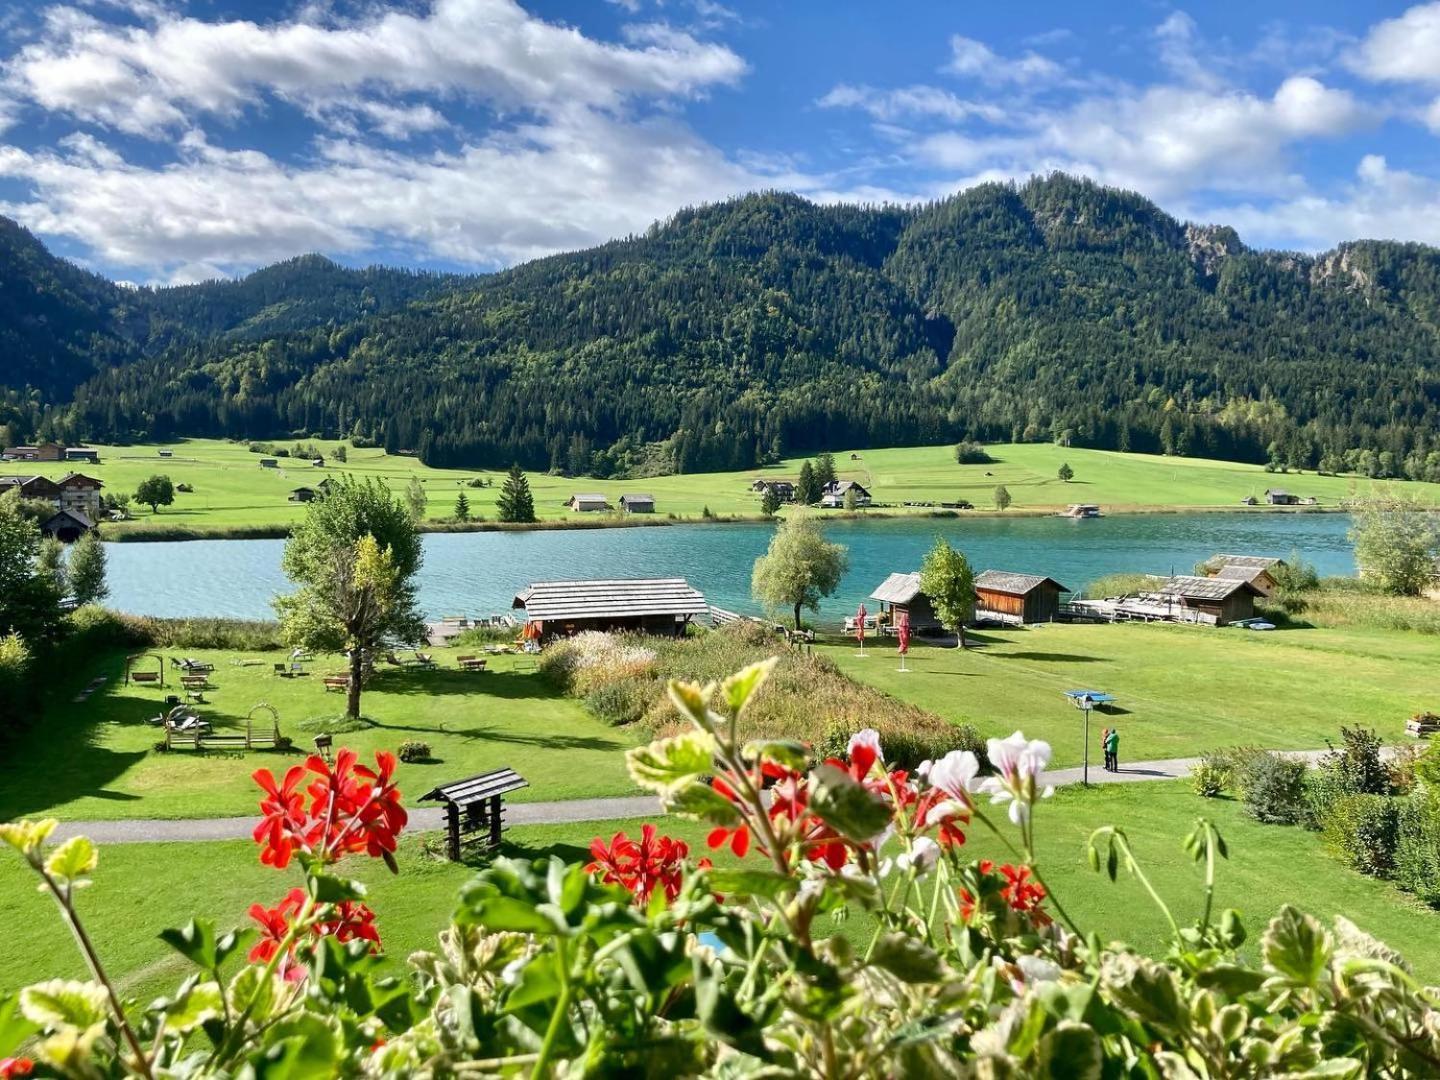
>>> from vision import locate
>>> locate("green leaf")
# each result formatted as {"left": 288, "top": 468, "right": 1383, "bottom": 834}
{"left": 741, "top": 738, "right": 809, "bottom": 772}
{"left": 1035, "top": 1021, "right": 1102, "bottom": 1080}
{"left": 870, "top": 934, "right": 944, "bottom": 983}
{"left": 1262, "top": 905, "right": 1331, "bottom": 988}
{"left": 662, "top": 780, "right": 741, "bottom": 824}
{"left": 43, "top": 836, "right": 97, "bottom": 883}
{"left": 626, "top": 731, "right": 717, "bottom": 795}
{"left": 0, "top": 993, "right": 40, "bottom": 1058}
{"left": 162, "top": 981, "right": 223, "bottom": 1033}
{"left": 665, "top": 679, "right": 715, "bottom": 731}
{"left": 807, "top": 763, "right": 892, "bottom": 843}
{"left": 0, "top": 818, "right": 57, "bottom": 855}
{"left": 19, "top": 980, "right": 108, "bottom": 1029}
{"left": 504, "top": 960, "right": 562, "bottom": 1012}
{"left": 721, "top": 658, "right": 778, "bottom": 714}
{"left": 458, "top": 893, "right": 563, "bottom": 936}
{"left": 308, "top": 872, "right": 367, "bottom": 904}
{"left": 228, "top": 965, "right": 278, "bottom": 1023}
{"left": 705, "top": 868, "right": 796, "bottom": 900}
{"left": 160, "top": 918, "right": 219, "bottom": 970}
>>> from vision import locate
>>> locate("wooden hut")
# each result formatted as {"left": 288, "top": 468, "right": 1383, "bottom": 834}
{"left": 869, "top": 572, "right": 946, "bottom": 634}
{"left": 566, "top": 493, "right": 609, "bottom": 512}
{"left": 1156, "top": 575, "right": 1261, "bottom": 626}
{"left": 289, "top": 486, "right": 318, "bottom": 503}
{"left": 974, "top": 571, "right": 1068, "bottom": 625}
{"left": 41, "top": 508, "right": 94, "bottom": 543}
{"left": 1205, "top": 554, "right": 1286, "bottom": 596}
{"left": 513, "top": 578, "right": 708, "bottom": 639}
{"left": 1264, "top": 489, "right": 1299, "bottom": 505}
{"left": 619, "top": 494, "right": 656, "bottom": 513}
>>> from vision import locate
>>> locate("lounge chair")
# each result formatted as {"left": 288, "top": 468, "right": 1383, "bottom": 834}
{"left": 168, "top": 715, "right": 211, "bottom": 735}
{"left": 273, "top": 663, "right": 291, "bottom": 677}
{"left": 414, "top": 652, "right": 436, "bottom": 668}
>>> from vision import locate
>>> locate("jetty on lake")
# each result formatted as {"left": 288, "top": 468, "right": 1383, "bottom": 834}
{"left": 1064, "top": 574, "right": 1262, "bottom": 627}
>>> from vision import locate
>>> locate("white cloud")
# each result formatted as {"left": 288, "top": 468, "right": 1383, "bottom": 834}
{"left": 817, "top": 84, "right": 1005, "bottom": 124}
{"left": 1349, "top": 2, "right": 1440, "bottom": 84}
{"left": 943, "top": 34, "right": 1063, "bottom": 85}
{"left": 5, "top": 0, "right": 747, "bottom": 137}
{"left": 1154, "top": 11, "right": 1222, "bottom": 89}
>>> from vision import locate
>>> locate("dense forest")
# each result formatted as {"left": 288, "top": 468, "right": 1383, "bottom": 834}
{"left": 5, "top": 173, "right": 1440, "bottom": 479}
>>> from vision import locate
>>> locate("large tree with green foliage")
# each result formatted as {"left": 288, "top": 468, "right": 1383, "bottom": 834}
{"left": 497, "top": 464, "right": 537, "bottom": 523}
{"left": 135, "top": 475, "right": 174, "bottom": 513}
{"left": 795, "top": 461, "right": 821, "bottom": 506}
{"left": 274, "top": 478, "right": 425, "bottom": 720}
{"left": 68, "top": 530, "right": 109, "bottom": 606}
{"left": 1349, "top": 496, "right": 1439, "bottom": 596}
{"left": 919, "top": 537, "right": 976, "bottom": 648}
{"left": 814, "top": 452, "right": 837, "bottom": 490}
{"left": 0, "top": 493, "right": 62, "bottom": 648}
{"left": 759, "top": 486, "right": 782, "bottom": 518}
{"left": 404, "top": 476, "right": 427, "bottom": 521}
{"left": 751, "top": 511, "right": 848, "bottom": 630}
{"left": 994, "top": 485, "right": 1012, "bottom": 511}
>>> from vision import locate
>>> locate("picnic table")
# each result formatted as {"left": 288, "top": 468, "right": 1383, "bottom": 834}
{"left": 457, "top": 656, "right": 488, "bottom": 672}
{"left": 1063, "top": 689, "right": 1116, "bottom": 710}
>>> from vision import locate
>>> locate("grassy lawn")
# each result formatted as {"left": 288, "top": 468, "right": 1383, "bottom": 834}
{"left": 4, "top": 782, "right": 1437, "bottom": 1003}
{"left": 0, "top": 648, "right": 639, "bottom": 822}
{"left": 817, "top": 622, "right": 1440, "bottom": 768}
{"left": 25, "top": 438, "right": 1439, "bottom": 538}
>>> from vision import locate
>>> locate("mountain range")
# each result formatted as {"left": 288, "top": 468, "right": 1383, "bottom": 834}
{"left": 4, "top": 173, "right": 1440, "bottom": 479}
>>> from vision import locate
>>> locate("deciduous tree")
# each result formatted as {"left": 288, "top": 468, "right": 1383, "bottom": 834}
{"left": 919, "top": 537, "right": 976, "bottom": 648}
{"left": 68, "top": 530, "right": 109, "bottom": 606}
{"left": 994, "top": 485, "right": 1012, "bottom": 511}
{"left": 405, "top": 477, "right": 427, "bottom": 521}
{"left": 751, "top": 511, "right": 848, "bottom": 630}
{"left": 759, "top": 486, "right": 781, "bottom": 518}
{"left": 1058, "top": 462, "right": 1074, "bottom": 482}
{"left": 274, "top": 479, "right": 425, "bottom": 720}
{"left": 1349, "top": 496, "right": 1438, "bottom": 596}
{"left": 135, "top": 475, "right": 174, "bottom": 513}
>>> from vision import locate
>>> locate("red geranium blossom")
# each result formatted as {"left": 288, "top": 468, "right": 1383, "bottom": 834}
{"left": 248, "top": 888, "right": 309, "bottom": 982}
{"left": 252, "top": 748, "right": 407, "bottom": 870}
{"left": 317, "top": 899, "right": 382, "bottom": 949}
{"left": 1, "top": 1058, "right": 34, "bottom": 1078}
{"left": 588, "top": 824, "right": 708, "bottom": 905}
{"left": 998, "top": 863, "right": 1050, "bottom": 926}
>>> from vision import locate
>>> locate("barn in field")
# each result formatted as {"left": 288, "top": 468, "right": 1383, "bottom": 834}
{"left": 513, "top": 578, "right": 708, "bottom": 639}
{"left": 566, "top": 493, "right": 609, "bottom": 512}
{"left": 619, "top": 494, "right": 655, "bottom": 513}
{"left": 1156, "top": 575, "right": 1261, "bottom": 626}
{"left": 974, "top": 571, "right": 1069, "bottom": 625}
{"left": 868, "top": 572, "right": 947, "bottom": 634}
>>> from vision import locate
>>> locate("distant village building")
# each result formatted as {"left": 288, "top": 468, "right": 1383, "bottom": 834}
{"left": 2, "top": 442, "right": 65, "bottom": 462}
{"left": 513, "top": 578, "right": 708, "bottom": 639}
{"left": 751, "top": 479, "right": 796, "bottom": 502}
{"left": 64, "top": 447, "right": 101, "bottom": 464}
{"left": 821, "top": 480, "right": 872, "bottom": 508}
{"left": 56, "top": 473, "right": 104, "bottom": 518}
{"left": 619, "top": 494, "right": 655, "bottom": 514}
{"left": 0, "top": 475, "right": 62, "bottom": 502}
{"left": 974, "top": 571, "right": 1069, "bottom": 625}
{"left": 1264, "top": 489, "right": 1300, "bottom": 505}
{"left": 158, "top": 449, "right": 174, "bottom": 458}
{"left": 310, "top": 457, "right": 326, "bottom": 468}
{"left": 566, "top": 493, "right": 609, "bottom": 512}
{"left": 259, "top": 457, "right": 278, "bottom": 468}
{"left": 869, "top": 572, "right": 946, "bottom": 634}
{"left": 1156, "top": 575, "right": 1261, "bottom": 626}
{"left": 289, "top": 487, "right": 318, "bottom": 503}
{"left": 40, "top": 508, "right": 94, "bottom": 543}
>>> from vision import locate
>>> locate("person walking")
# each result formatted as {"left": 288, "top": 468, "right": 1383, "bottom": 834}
{"left": 1104, "top": 726, "right": 1119, "bottom": 772}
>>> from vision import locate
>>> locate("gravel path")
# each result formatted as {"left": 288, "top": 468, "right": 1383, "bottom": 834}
{"left": 45, "top": 748, "right": 1348, "bottom": 846}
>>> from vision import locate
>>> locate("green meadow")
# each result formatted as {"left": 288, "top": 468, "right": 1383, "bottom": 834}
{"left": 21, "top": 438, "right": 1440, "bottom": 539}
{"left": 6, "top": 783, "right": 1440, "bottom": 1004}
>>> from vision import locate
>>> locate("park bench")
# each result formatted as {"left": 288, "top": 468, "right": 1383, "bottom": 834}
{"left": 419, "top": 768, "right": 529, "bottom": 860}
{"left": 130, "top": 671, "right": 161, "bottom": 685}
{"left": 323, "top": 675, "right": 351, "bottom": 693}
{"left": 180, "top": 674, "right": 210, "bottom": 691}
{"left": 456, "top": 656, "right": 488, "bottom": 672}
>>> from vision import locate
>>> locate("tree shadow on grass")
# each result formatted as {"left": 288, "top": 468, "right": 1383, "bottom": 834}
{"left": 1002, "top": 652, "right": 1107, "bottom": 664}
{"left": 0, "top": 744, "right": 148, "bottom": 819}
{"left": 363, "top": 718, "right": 625, "bottom": 753}
{"left": 367, "top": 670, "right": 559, "bottom": 702}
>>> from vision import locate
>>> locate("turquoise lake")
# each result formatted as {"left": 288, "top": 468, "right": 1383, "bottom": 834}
{"left": 103, "top": 512, "right": 1356, "bottom": 624}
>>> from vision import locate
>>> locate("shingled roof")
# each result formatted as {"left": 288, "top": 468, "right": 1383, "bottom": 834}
{"left": 1210, "top": 554, "right": 1285, "bottom": 570}
{"left": 512, "top": 578, "right": 708, "bottom": 622}
{"left": 1159, "top": 575, "right": 1262, "bottom": 601}
{"left": 870, "top": 572, "right": 923, "bottom": 605}
{"left": 975, "top": 570, "right": 1069, "bottom": 595}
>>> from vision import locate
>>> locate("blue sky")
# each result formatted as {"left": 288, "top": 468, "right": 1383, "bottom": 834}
{"left": 1, "top": 0, "right": 1438, "bottom": 282}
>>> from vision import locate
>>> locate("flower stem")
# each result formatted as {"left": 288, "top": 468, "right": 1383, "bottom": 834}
{"left": 531, "top": 947, "right": 574, "bottom": 1080}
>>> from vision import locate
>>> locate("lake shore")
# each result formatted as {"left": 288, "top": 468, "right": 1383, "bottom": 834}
{"left": 100, "top": 502, "right": 1344, "bottom": 543}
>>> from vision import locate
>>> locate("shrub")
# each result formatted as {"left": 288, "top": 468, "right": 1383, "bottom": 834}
{"left": 1304, "top": 726, "right": 1391, "bottom": 829}
{"left": 1083, "top": 573, "right": 1160, "bottom": 598}
{"left": 398, "top": 740, "right": 432, "bottom": 763}
{"left": 449, "top": 625, "right": 517, "bottom": 648}
{"left": 1203, "top": 746, "right": 1267, "bottom": 796}
{"left": 1323, "top": 793, "right": 1401, "bottom": 877}
{"left": 1240, "top": 752, "right": 1309, "bottom": 825}
{"left": 1191, "top": 759, "right": 1230, "bottom": 798}
{"left": 584, "top": 677, "right": 654, "bottom": 727}
{"left": 1395, "top": 794, "right": 1440, "bottom": 906}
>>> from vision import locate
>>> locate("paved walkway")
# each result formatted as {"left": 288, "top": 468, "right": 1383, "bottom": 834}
{"left": 48, "top": 748, "right": 1346, "bottom": 846}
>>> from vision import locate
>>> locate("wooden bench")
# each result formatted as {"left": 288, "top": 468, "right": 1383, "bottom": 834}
{"left": 323, "top": 676, "right": 351, "bottom": 693}
{"left": 180, "top": 674, "right": 210, "bottom": 690}
{"left": 456, "top": 656, "right": 488, "bottom": 672}
{"left": 130, "top": 671, "right": 161, "bottom": 685}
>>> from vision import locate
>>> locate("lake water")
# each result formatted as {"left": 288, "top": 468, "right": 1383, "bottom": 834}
{"left": 103, "top": 512, "right": 1357, "bottom": 624}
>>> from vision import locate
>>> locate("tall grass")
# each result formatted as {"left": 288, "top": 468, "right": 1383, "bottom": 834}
{"left": 540, "top": 623, "right": 983, "bottom": 769}
{"left": 69, "top": 607, "right": 287, "bottom": 650}
{"left": 1262, "top": 578, "right": 1440, "bottom": 635}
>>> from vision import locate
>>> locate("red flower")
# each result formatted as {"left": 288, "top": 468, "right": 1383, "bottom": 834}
{"left": 999, "top": 863, "right": 1051, "bottom": 926}
{"left": 252, "top": 748, "right": 407, "bottom": 869}
{"left": 1, "top": 1058, "right": 34, "bottom": 1078}
{"left": 317, "top": 900, "right": 381, "bottom": 950}
{"left": 252, "top": 764, "right": 307, "bottom": 869}
{"left": 915, "top": 788, "right": 971, "bottom": 849}
{"left": 248, "top": 888, "right": 308, "bottom": 982}
{"left": 589, "top": 824, "right": 702, "bottom": 905}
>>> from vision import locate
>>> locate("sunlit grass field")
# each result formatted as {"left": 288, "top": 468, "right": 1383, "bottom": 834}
{"left": 21, "top": 438, "right": 1438, "bottom": 538}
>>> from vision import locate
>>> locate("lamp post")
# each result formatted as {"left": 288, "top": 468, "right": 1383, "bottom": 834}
{"left": 1079, "top": 694, "right": 1093, "bottom": 787}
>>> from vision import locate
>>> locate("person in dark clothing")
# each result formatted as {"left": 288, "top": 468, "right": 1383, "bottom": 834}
{"left": 1104, "top": 727, "right": 1119, "bottom": 772}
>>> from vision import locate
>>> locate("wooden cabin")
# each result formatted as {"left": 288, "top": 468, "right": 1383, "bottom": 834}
{"left": 752, "top": 479, "right": 795, "bottom": 502}
{"left": 289, "top": 486, "right": 318, "bottom": 503}
{"left": 1156, "top": 575, "right": 1261, "bottom": 626}
{"left": 619, "top": 494, "right": 656, "bottom": 514}
{"left": 513, "top": 578, "right": 708, "bottom": 639}
{"left": 1264, "top": 489, "right": 1299, "bottom": 505}
{"left": 64, "top": 447, "right": 100, "bottom": 464}
{"left": 869, "top": 572, "right": 947, "bottom": 634}
{"left": 566, "top": 493, "right": 609, "bottom": 512}
{"left": 974, "top": 571, "right": 1068, "bottom": 625}
{"left": 1204, "top": 554, "right": 1286, "bottom": 596}
{"left": 41, "top": 508, "right": 94, "bottom": 543}
{"left": 57, "top": 473, "right": 103, "bottom": 517}
{"left": 259, "top": 457, "right": 278, "bottom": 468}
{"left": 0, "top": 475, "right": 62, "bottom": 504}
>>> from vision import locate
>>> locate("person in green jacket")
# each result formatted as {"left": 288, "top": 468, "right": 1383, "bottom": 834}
{"left": 1104, "top": 727, "right": 1119, "bottom": 772}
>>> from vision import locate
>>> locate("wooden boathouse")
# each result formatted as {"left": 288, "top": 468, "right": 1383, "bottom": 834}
{"left": 513, "top": 578, "right": 709, "bottom": 639}
{"left": 974, "top": 571, "right": 1068, "bottom": 625}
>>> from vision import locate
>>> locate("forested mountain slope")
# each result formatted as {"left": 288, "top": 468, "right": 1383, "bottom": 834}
{"left": 7, "top": 174, "right": 1440, "bottom": 478}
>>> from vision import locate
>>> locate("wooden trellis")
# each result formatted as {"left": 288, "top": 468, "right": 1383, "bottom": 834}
{"left": 419, "top": 769, "right": 529, "bottom": 860}
{"left": 124, "top": 652, "right": 165, "bottom": 687}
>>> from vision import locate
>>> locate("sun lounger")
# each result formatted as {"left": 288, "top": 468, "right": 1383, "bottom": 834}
{"left": 414, "top": 652, "right": 436, "bottom": 668}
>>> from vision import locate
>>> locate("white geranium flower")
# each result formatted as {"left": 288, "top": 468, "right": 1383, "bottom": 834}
{"left": 896, "top": 836, "right": 941, "bottom": 877}
{"left": 847, "top": 727, "right": 883, "bottom": 763}
{"left": 927, "top": 749, "right": 980, "bottom": 805}
{"left": 977, "top": 731, "right": 1053, "bottom": 825}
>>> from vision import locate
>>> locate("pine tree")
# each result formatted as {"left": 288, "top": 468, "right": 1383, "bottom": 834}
{"left": 994, "top": 485, "right": 1012, "bottom": 511}
{"left": 498, "top": 464, "right": 537, "bottom": 523}
{"left": 1058, "top": 462, "right": 1074, "bottom": 482}
{"left": 796, "top": 461, "right": 821, "bottom": 505}
{"left": 814, "top": 452, "right": 837, "bottom": 490}
{"left": 454, "top": 492, "right": 471, "bottom": 522}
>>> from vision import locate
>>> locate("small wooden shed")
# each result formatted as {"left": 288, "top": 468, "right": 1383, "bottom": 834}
{"left": 619, "top": 494, "right": 655, "bottom": 513}
{"left": 419, "top": 768, "right": 529, "bottom": 860}
{"left": 869, "top": 572, "right": 946, "bottom": 633}
{"left": 513, "top": 577, "right": 709, "bottom": 638}
{"left": 40, "top": 508, "right": 94, "bottom": 543}
{"left": 1157, "top": 575, "right": 1261, "bottom": 626}
{"left": 1264, "top": 489, "right": 1299, "bottom": 505}
{"left": 289, "top": 487, "right": 317, "bottom": 503}
{"left": 974, "top": 571, "right": 1069, "bottom": 624}
{"left": 1206, "top": 554, "right": 1286, "bottom": 596}
{"left": 566, "top": 493, "right": 609, "bottom": 512}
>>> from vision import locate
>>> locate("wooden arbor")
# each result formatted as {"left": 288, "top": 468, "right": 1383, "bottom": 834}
{"left": 419, "top": 768, "right": 529, "bottom": 861}
{"left": 124, "top": 653, "right": 165, "bottom": 687}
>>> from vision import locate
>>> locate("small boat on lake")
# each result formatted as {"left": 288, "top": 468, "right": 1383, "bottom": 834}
{"left": 1062, "top": 503, "right": 1102, "bottom": 519}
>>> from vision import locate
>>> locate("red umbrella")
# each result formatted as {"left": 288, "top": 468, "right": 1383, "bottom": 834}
{"left": 897, "top": 611, "right": 911, "bottom": 655}
{"left": 855, "top": 603, "right": 867, "bottom": 645}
